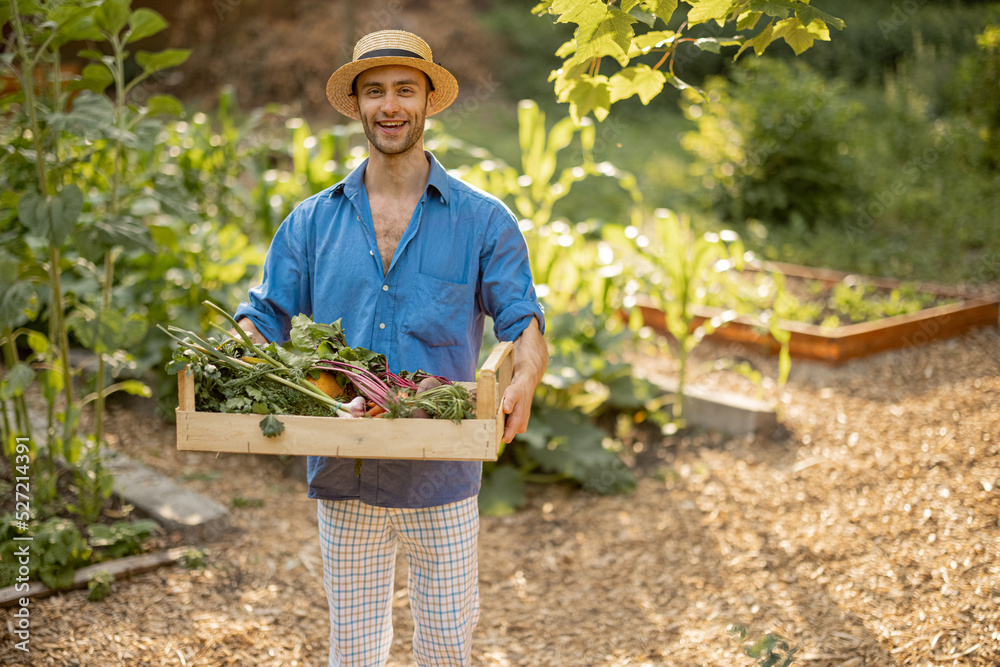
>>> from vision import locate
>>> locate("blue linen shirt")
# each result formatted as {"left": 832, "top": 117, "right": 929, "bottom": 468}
{"left": 234, "top": 151, "right": 544, "bottom": 508}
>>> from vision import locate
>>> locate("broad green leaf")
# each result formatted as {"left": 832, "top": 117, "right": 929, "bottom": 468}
{"left": 555, "top": 38, "right": 578, "bottom": 58}
{"left": 737, "top": 10, "right": 762, "bottom": 31}
{"left": 57, "top": 90, "right": 115, "bottom": 139}
{"left": 478, "top": 464, "right": 527, "bottom": 516}
{"left": 65, "top": 63, "right": 113, "bottom": 93}
{"left": 17, "top": 184, "right": 83, "bottom": 246}
{"left": 687, "top": 0, "right": 735, "bottom": 26}
{"left": 593, "top": 8, "right": 637, "bottom": 55}
{"left": 796, "top": 4, "right": 845, "bottom": 31}
{"left": 643, "top": 0, "right": 677, "bottom": 23}
{"left": 629, "top": 29, "right": 676, "bottom": 57}
{"left": 40, "top": 368, "right": 63, "bottom": 403}
{"left": 66, "top": 307, "right": 146, "bottom": 354}
{"left": 126, "top": 8, "right": 167, "bottom": 43}
{"left": 0, "top": 249, "right": 17, "bottom": 285}
{"left": 135, "top": 49, "right": 191, "bottom": 76}
{"left": 784, "top": 27, "right": 813, "bottom": 54}
{"left": 532, "top": 0, "right": 554, "bottom": 15}
{"left": 1, "top": 363, "right": 35, "bottom": 400}
{"left": 622, "top": 0, "right": 642, "bottom": 13}
{"left": 804, "top": 19, "right": 831, "bottom": 41}
{"left": 77, "top": 212, "right": 153, "bottom": 255}
{"left": 0, "top": 281, "right": 37, "bottom": 329}
{"left": 748, "top": 0, "right": 795, "bottom": 19}
{"left": 95, "top": 0, "right": 130, "bottom": 35}
{"left": 735, "top": 21, "right": 775, "bottom": 59}
{"left": 565, "top": 74, "right": 611, "bottom": 123}
{"left": 77, "top": 48, "right": 105, "bottom": 61}
{"left": 48, "top": 5, "right": 102, "bottom": 45}
{"left": 24, "top": 329, "right": 48, "bottom": 355}
{"left": 693, "top": 38, "right": 721, "bottom": 53}
{"left": 551, "top": 0, "right": 608, "bottom": 41}
{"left": 629, "top": 5, "right": 655, "bottom": 27}
{"left": 609, "top": 64, "right": 666, "bottom": 104}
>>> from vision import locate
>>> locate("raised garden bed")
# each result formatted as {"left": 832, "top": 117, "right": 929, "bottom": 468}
{"left": 638, "top": 261, "right": 1000, "bottom": 365}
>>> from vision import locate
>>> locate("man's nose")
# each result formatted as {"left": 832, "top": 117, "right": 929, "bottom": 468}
{"left": 380, "top": 92, "right": 400, "bottom": 114}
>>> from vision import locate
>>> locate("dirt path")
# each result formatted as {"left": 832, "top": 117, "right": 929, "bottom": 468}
{"left": 2, "top": 327, "right": 998, "bottom": 666}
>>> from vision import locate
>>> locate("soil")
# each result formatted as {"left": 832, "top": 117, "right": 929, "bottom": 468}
{"left": 2, "top": 325, "right": 999, "bottom": 666}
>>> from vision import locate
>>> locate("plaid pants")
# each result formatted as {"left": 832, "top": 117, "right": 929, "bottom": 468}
{"left": 316, "top": 497, "right": 480, "bottom": 666}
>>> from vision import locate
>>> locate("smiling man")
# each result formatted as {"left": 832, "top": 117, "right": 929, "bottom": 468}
{"left": 232, "top": 30, "right": 548, "bottom": 667}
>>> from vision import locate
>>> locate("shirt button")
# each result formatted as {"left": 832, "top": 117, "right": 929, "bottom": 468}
{"left": 357, "top": 216, "right": 361, "bottom": 221}
{"left": 379, "top": 323, "right": 385, "bottom": 330}
{"left": 369, "top": 250, "right": 374, "bottom": 256}
{"left": 382, "top": 285, "right": 388, "bottom": 292}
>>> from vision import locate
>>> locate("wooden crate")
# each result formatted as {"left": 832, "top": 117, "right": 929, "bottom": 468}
{"left": 175, "top": 342, "right": 514, "bottom": 461}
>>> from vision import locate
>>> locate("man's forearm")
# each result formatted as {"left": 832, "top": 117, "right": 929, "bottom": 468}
{"left": 232, "top": 316, "right": 267, "bottom": 345}
{"left": 512, "top": 317, "right": 547, "bottom": 392}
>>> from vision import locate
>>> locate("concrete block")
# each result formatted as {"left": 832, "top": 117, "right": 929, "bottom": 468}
{"left": 644, "top": 375, "right": 778, "bottom": 436}
{"left": 101, "top": 449, "right": 232, "bottom": 543}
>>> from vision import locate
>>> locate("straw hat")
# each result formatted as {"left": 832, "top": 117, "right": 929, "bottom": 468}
{"left": 326, "top": 30, "right": 459, "bottom": 121}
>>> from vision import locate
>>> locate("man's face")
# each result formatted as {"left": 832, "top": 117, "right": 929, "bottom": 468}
{"left": 353, "top": 65, "right": 434, "bottom": 158}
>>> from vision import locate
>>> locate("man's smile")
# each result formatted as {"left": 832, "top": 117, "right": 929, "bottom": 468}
{"left": 377, "top": 119, "right": 407, "bottom": 133}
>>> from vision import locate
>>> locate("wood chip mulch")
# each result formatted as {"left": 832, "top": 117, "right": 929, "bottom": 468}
{"left": 2, "top": 326, "right": 998, "bottom": 666}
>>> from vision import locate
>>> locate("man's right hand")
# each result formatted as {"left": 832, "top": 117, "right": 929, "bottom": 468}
{"left": 231, "top": 317, "right": 267, "bottom": 346}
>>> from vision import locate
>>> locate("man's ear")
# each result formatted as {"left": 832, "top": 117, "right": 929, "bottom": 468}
{"left": 426, "top": 88, "right": 436, "bottom": 114}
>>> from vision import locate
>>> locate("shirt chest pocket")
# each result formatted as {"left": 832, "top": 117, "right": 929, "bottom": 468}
{"left": 400, "top": 273, "right": 475, "bottom": 348}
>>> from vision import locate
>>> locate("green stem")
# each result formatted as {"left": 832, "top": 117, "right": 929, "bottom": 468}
{"left": 93, "top": 33, "right": 129, "bottom": 456}
{"left": 676, "top": 343, "right": 687, "bottom": 422}
{"left": 10, "top": 4, "right": 76, "bottom": 435}
{"left": 93, "top": 248, "right": 115, "bottom": 453}
{"left": 202, "top": 300, "right": 281, "bottom": 367}
{"left": 1, "top": 329, "right": 31, "bottom": 440}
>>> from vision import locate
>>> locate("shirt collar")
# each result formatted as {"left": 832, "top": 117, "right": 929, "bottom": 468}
{"left": 330, "top": 150, "right": 451, "bottom": 204}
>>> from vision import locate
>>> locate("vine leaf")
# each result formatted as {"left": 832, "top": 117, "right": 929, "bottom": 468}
{"left": 687, "top": 0, "right": 736, "bottom": 26}
{"left": 643, "top": 0, "right": 678, "bottom": 23}
{"left": 566, "top": 74, "right": 611, "bottom": 123}
{"left": 550, "top": 0, "right": 608, "bottom": 42}
{"left": 609, "top": 64, "right": 667, "bottom": 104}
{"left": 593, "top": 8, "right": 638, "bottom": 56}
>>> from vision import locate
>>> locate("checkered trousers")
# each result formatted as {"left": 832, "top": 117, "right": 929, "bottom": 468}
{"left": 316, "top": 496, "right": 480, "bottom": 666}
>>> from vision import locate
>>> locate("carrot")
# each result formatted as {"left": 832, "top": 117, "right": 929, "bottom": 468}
{"left": 366, "top": 405, "right": 387, "bottom": 418}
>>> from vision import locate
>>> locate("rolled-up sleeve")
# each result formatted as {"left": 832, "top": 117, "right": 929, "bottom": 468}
{"left": 479, "top": 205, "right": 545, "bottom": 342}
{"left": 234, "top": 209, "right": 312, "bottom": 343}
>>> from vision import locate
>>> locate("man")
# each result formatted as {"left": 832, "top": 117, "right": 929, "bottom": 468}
{"left": 232, "top": 30, "right": 548, "bottom": 666}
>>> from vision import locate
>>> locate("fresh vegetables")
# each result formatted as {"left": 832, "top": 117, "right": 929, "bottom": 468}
{"left": 161, "top": 301, "right": 476, "bottom": 441}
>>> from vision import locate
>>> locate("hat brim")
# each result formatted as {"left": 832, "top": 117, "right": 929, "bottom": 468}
{"left": 326, "top": 56, "right": 459, "bottom": 121}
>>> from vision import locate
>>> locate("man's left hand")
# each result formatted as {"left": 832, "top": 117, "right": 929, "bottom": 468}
{"left": 500, "top": 379, "right": 535, "bottom": 444}
{"left": 499, "top": 318, "right": 548, "bottom": 444}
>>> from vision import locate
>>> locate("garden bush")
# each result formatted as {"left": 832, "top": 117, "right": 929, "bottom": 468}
{"left": 681, "top": 58, "right": 862, "bottom": 229}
